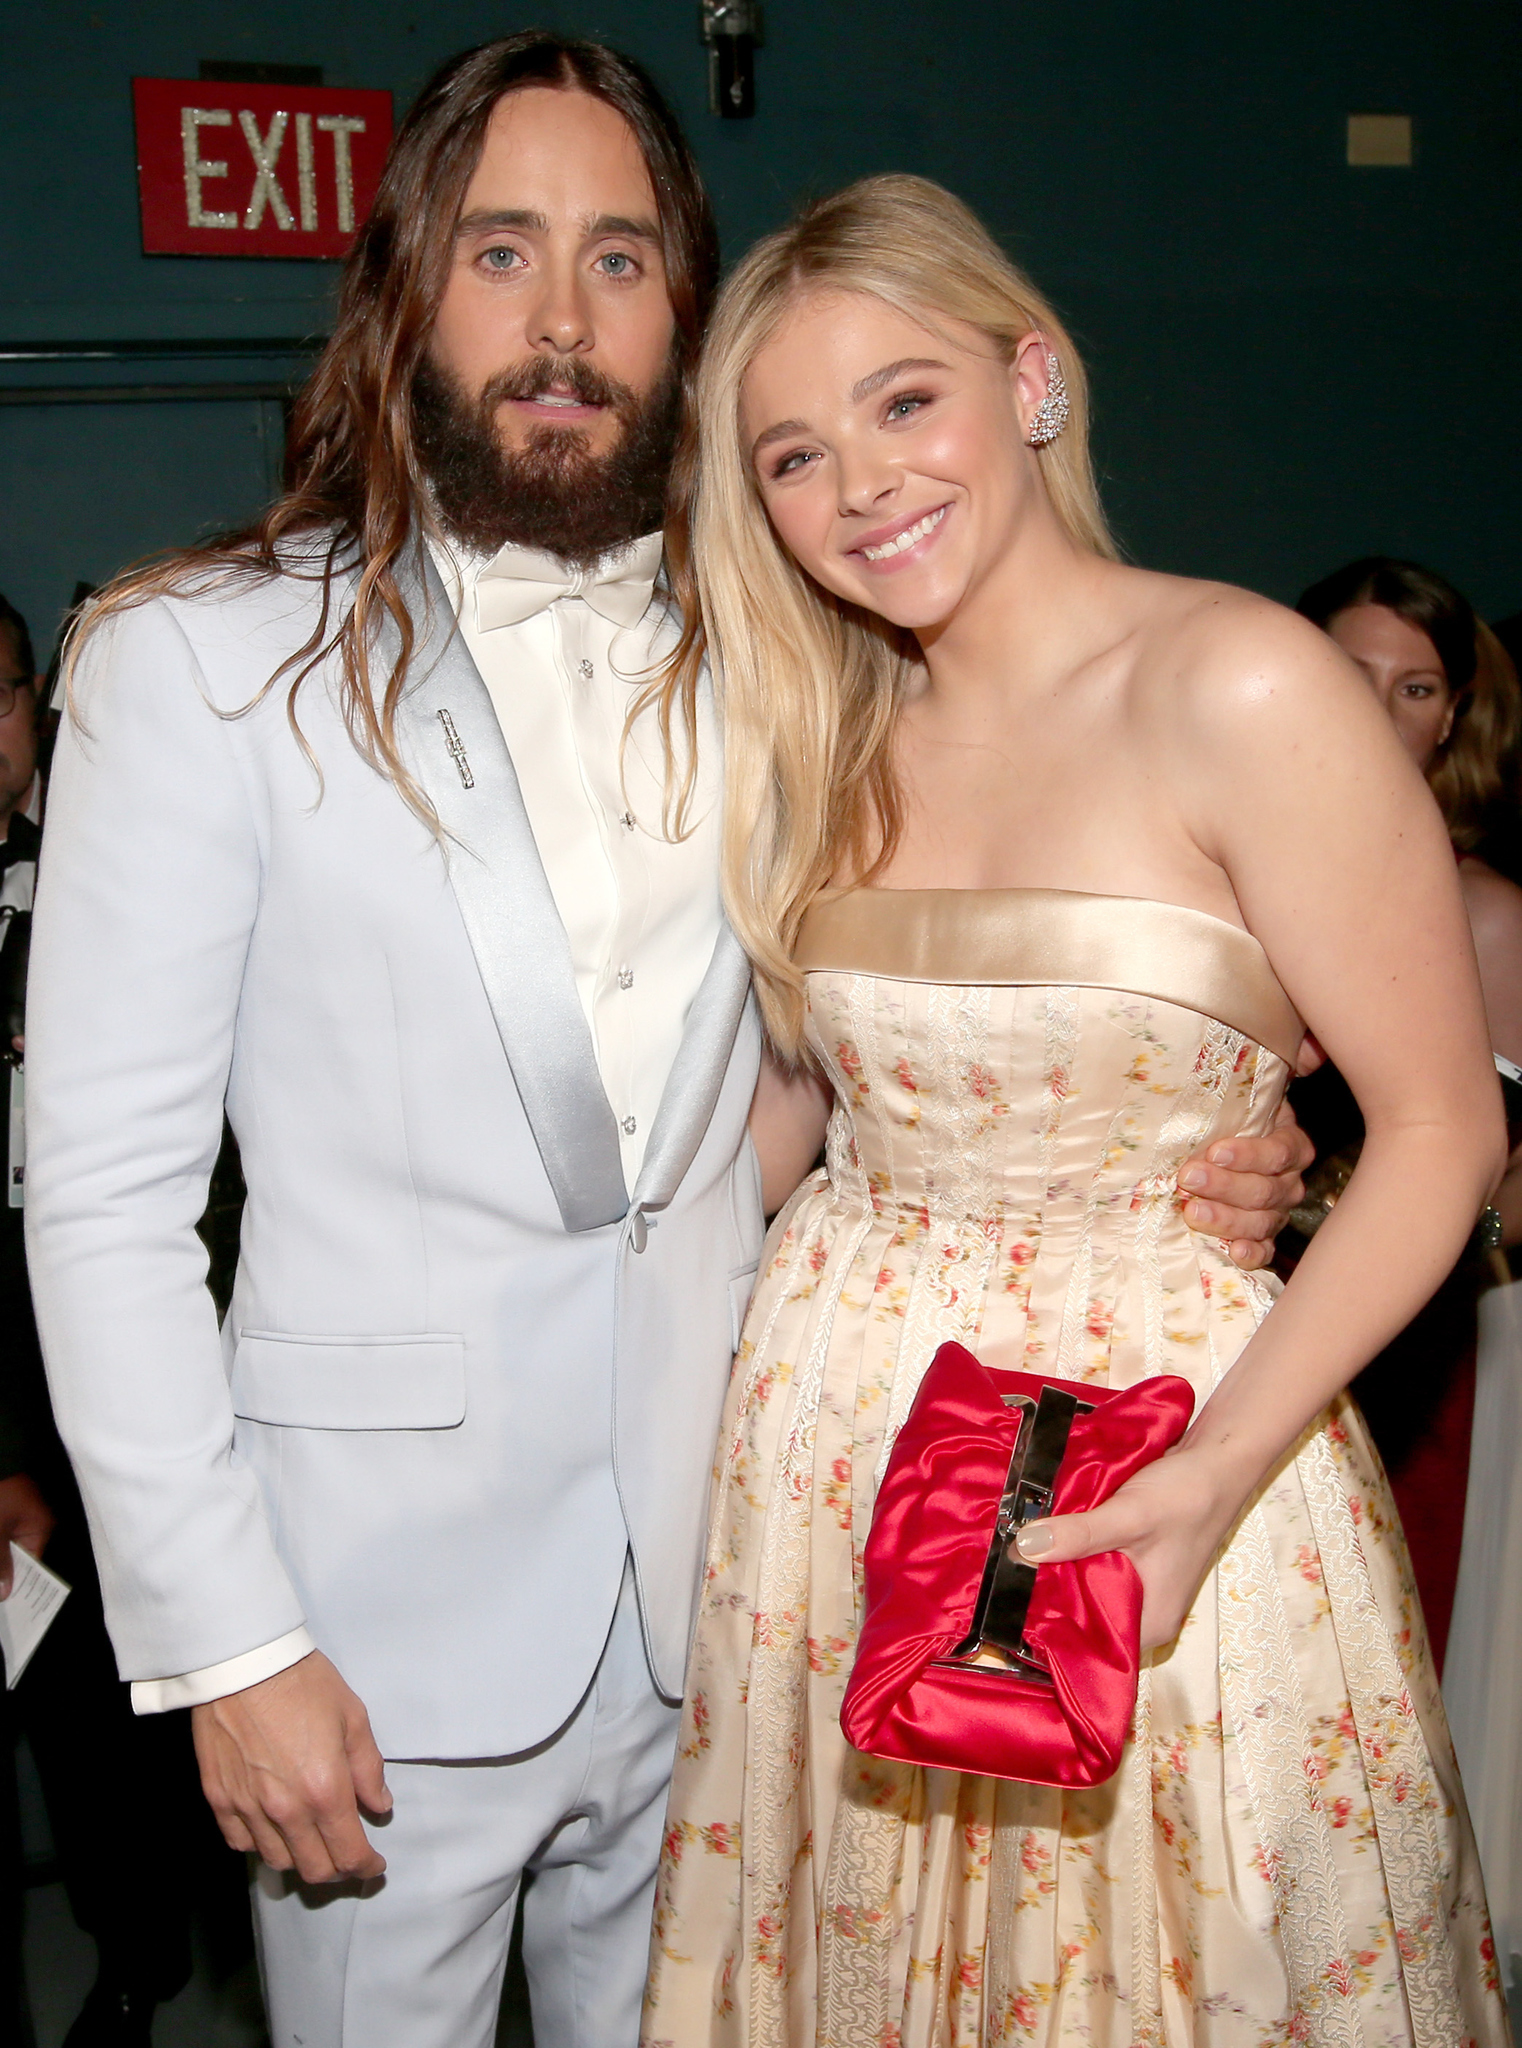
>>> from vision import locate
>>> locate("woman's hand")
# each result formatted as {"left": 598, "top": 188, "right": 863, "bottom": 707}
{"left": 1015, "top": 1444, "right": 1249, "bottom": 1651}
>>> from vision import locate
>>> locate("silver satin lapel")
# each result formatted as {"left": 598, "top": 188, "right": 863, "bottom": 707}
{"left": 633, "top": 921, "right": 754, "bottom": 1215}
{"left": 392, "top": 542, "right": 628, "bottom": 1234}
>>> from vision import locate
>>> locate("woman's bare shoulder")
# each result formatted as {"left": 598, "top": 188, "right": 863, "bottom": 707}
{"left": 1460, "top": 857, "right": 1522, "bottom": 944}
{"left": 1155, "top": 573, "right": 1332, "bottom": 666}
{"left": 1123, "top": 571, "right": 1369, "bottom": 735}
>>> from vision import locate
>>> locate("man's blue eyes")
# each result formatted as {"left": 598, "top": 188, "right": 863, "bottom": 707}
{"left": 478, "top": 248, "right": 638, "bottom": 274}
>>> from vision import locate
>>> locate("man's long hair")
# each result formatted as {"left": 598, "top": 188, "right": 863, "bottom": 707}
{"left": 75, "top": 33, "right": 718, "bottom": 816}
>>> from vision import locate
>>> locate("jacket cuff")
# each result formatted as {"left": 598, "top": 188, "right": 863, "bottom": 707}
{"left": 130, "top": 1624, "right": 315, "bottom": 1714}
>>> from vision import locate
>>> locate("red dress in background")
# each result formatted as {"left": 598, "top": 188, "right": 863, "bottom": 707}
{"left": 1353, "top": 1275, "right": 1478, "bottom": 1668}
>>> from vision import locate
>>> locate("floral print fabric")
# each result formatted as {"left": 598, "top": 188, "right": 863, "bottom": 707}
{"left": 644, "top": 965, "right": 1505, "bottom": 2048}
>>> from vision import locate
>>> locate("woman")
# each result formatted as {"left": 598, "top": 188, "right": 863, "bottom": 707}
{"left": 1286, "top": 562, "right": 1522, "bottom": 1643}
{"left": 1294, "top": 552, "right": 1522, "bottom": 1155}
{"left": 643, "top": 178, "right": 1508, "bottom": 2045}
{"left": 1282, "top": 563, "right": 1522, "bottom": 1659}
{"left": 1298, "top": 558, "right": 1522, "bottom": 2020}
{"left": 1296, "top": 556, "right": 1522, "bottom": 1235}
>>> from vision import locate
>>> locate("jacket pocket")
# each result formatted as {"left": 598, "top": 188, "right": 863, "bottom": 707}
{"left": 231, "top": 1331, "right": 466, "bottom": 1430}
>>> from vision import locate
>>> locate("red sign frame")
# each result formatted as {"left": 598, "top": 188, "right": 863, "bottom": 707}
{"left": 133, "top": 77, "right": 393, "bottom": 259}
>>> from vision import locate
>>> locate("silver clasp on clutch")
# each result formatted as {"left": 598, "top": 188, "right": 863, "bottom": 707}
{"left": 941, "top": 1384, "right": 1094, "bottom": 1683}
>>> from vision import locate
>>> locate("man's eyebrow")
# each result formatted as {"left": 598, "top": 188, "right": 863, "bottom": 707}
{"left": 583, "top": 212, "right": 662, "bottom": 243}
{"left": 850, "top": 357, "right": 950, "bottom": 403}
{"left": 455, "top": 208, "right": 548, "bottom": 237}
{"left": 751, "top": 418, "right": 810, "bottom": 459}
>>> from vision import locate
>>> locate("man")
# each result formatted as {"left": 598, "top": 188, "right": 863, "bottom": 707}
{"left": 23, "top": 35, "right": 1306, "bottom": 2048}
{"left": 0, "top": 596, "right": 236, "bottom": 2048}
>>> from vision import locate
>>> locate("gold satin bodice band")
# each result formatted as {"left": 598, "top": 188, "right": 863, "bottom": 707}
{"left": 794, "top": 887, "right": 1306, "bottom": 1066}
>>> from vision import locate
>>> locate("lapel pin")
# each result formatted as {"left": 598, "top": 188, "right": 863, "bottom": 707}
{"left": 437, "top": 708, "right": 474, "bottom": 790}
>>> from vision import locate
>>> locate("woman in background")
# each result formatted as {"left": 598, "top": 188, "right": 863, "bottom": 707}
{"left": 1296, "top": 558, "right": 1522, "bottom": 1231}
{"left": 1299, "top": 557, "right": 1522, "bottom": 2021}
{"left": 642, "top": 178, "right": 1507, "bottom": 2046}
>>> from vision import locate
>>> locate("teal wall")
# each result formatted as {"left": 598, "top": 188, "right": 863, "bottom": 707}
{"left": 3, "top": 1, "right": 1518, "bottom": 655}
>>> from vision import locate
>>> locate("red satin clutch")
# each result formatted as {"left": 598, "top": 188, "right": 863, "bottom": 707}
{"left": 840, "top": 1342, "right": 1195, "bottom": 1788}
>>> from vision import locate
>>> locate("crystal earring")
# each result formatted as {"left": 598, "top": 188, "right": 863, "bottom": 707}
{"left": 1026, "top": 352, "right": 1070, "bottom": 447}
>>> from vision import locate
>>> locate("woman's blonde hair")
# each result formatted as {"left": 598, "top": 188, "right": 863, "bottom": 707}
{"left": 644, "top": 174, "right": 1115, "bottom": 1056}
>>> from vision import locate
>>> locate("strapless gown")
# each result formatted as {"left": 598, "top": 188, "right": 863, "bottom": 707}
{"left": 643, "top": 889, "right": 1507, "bottom": 2048}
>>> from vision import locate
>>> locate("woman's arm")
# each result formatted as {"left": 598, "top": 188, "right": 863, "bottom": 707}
{"left": 1027, "top": 598, "right": 1506, "bottom": 1647}
{"left": 749, "top": 1044, "right": 832, "bottom": 1215}
{"left": 1459, "top": 860, "right": 1522, "bottom": 1242}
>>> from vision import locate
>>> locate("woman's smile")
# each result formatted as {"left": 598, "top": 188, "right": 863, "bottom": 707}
{"left": 852, "top": 502, "right": 951, "bottom": 569}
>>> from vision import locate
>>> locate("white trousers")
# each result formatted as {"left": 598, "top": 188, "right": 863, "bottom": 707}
{"left": 253, "top": 1561, "right": 680, "bottom": 2048}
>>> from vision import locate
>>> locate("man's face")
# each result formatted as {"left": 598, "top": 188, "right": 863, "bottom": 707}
{"left": 0, "top": 628, "right": 36, "bottom": 815}
{"left": 416, "top": 86, "right": 683, "bottom": 565}
{"left": 431, "top": 87, "right": 677, "bottom": 464}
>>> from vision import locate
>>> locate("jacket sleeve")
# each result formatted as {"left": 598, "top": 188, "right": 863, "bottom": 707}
{"left": 23, "top": 596, "right": 307, "bottom": 1680}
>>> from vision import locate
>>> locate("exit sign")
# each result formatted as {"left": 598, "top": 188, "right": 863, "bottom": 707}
{"left": 133, "top": 77, "right": 392, "bottom": 258}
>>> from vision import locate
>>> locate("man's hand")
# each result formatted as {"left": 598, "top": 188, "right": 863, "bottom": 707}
{"left": 0, "top": 1473, "right": 54, "bottom": 1595}
{"left": 192, "top": 1650, "right": 392, "bottom": 1885}
{"left": 1176, "top": 1098, "right": 1314, "bottom": 1271}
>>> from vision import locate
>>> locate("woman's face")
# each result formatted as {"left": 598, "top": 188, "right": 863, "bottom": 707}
{"left": 738, "top": 289, "right": 1050, "bottom": 633}
{"left": 1326, "top": 603, "right": 1455, "bottom": 771}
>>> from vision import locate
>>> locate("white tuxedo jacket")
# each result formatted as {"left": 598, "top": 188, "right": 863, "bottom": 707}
{"left": 24, "top": 543, "right": 763, "bottom": 1758}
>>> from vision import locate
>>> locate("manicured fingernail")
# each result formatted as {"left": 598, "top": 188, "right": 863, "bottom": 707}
{"left": 1189, "top": 1202, "right": 1215, "bottom": 1225}
{"left": 1212, "top": 1145, "right": 1236, "bottom": 1166}
{"left": 1179, "top": 1167, "right": 1207, "bottom": 1191}
{"left": 1015, "top": 1522, "right": 1055, "bottom": 1560}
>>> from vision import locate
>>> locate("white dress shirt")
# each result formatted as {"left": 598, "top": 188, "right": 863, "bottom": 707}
{"left": 438, "top": 532, "right": 723, "bottom": 1185}
{"left": 131, "top": 533, "right": 724, "bottom": 1713}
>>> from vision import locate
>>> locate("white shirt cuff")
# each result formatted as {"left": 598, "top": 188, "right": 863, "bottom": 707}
{"left": 130, "top": 1625, "right": 316, "bottom": 1714}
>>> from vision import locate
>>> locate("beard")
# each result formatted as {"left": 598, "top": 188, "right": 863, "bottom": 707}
{"left": 411, "top": 350, "right": 681, "bottom": 569}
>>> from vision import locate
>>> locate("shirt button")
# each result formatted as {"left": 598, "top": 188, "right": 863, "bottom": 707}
{"left": 621, "top": 1114, "right": 638, "bottom": 1136}
{"left": 617, "top": 966, "right": 634, "bottom": 990}
{"left": 578, "top": 658, "right": 594, "bottom": 680}
{"left": 619, "top": 811, "right": 636, "bottom": 832}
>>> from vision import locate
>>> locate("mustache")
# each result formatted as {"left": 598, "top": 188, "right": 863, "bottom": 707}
{"left": 410, "top": 349, "right": 682, "bottom": 569}
{"left": 479, "top": 355, "right": 637, "bottom": 415}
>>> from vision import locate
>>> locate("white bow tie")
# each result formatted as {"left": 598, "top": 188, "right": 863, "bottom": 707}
{"left": 472, "top": 533, "right": 664, "bottom": 634}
